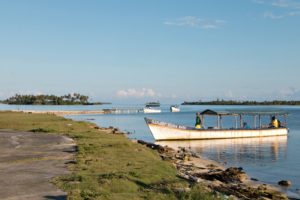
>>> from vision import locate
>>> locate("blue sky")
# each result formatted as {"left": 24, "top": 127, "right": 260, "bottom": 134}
{"left": 0, "top": 0, "right": 300, "bottom": 103}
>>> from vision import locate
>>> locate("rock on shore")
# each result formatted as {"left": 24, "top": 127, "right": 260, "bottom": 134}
{"left": 278, "top": 180, "right": 292, "bottom": 187}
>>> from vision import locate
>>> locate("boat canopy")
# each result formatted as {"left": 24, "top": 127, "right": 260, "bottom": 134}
{"left": 199, "top": 109, "right": 288, "bottom": 129}
{"left": 226, "top": 110, "right": 288, "bottom": 116}
{"left": 200, "top": 109, "right": 288, "bottom": 116}
{"left": 200, "top": 109, "right": 236, "bottom": 116}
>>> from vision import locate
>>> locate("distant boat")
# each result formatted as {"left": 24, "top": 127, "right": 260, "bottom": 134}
{"left": 170, "top": 105, "right": 180, "bottom": 112}
{"left": 145, "top": 101, "right": 160, "bottom": 107}
{"left": 145, "top": 109, "right": 288, "bottom": 141}
{"left": 144, "top": 107, "right": 161, "bottom": 114}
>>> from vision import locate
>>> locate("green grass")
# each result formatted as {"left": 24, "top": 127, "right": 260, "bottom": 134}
{"left": 0, "top": 111, "right": 218, "bottom": 200}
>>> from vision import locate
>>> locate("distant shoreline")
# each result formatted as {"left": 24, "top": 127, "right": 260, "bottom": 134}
{"left": 182, "top": 100, "right": 300, "bottom": 106}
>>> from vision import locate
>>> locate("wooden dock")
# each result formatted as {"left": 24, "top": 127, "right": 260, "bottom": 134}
{"left": 11, "top": 110, "right": 105, "bottom": 116}
{"left": 11, "top": 107, "right": 144, "bottom": 116}
{"left": 103, "top": 108, "right": 144, "bottom": 114}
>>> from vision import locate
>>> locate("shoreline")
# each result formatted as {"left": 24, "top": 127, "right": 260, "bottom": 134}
{"left": 9, "top": 108, "right": 143, "bottom": 116}
{"left": 59, "top": 118, "right": 291, "bottom": 199}
{"left": 134, "top": 140, "right": 293, "bottom": 200}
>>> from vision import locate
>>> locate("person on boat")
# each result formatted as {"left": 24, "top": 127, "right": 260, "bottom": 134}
{"left": 270, "top": 116, "right": 279, "bottom": 128}
{"left": 195, "top": 112, "right": 202, "bottom": 129}
{"left": 243, "top": 122, "right": 250, "bottom": 129}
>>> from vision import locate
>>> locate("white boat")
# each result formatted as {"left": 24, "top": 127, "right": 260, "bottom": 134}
{"left": 143, "top": 107, "right": 161, "bottom": 114}
{"left": 145, "top": 109, "right": 288, "bottom": 141}
{"left": 170, "top": 105, "right": 180, "bottom": 112}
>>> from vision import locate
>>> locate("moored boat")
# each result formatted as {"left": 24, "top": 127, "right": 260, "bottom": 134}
{"left": 145, "top": 109, "right": 288, "bottom": 141}
{"left": 170, "top": 105, "right": 180, "bottom": 112}
{"left": 144, "top": 107, "right": 161, "bottom": 114}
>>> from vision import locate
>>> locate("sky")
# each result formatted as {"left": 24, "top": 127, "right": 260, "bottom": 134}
{"left": 0, "top": 0, "right": 300, "bottom": 103}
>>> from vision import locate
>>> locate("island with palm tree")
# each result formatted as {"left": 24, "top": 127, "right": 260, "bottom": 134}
{"left": 0, "top": 93, "right": 110, "bottom": 105}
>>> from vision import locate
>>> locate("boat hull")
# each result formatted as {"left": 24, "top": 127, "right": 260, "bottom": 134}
{"left": 170, "top": 107, "right": 180, "bottom": 112}
{"left": 144, "top": 108, "right": 161, "bottom": 114}
{"left": 145, "top": 118, "right": 288, "bottom": 141}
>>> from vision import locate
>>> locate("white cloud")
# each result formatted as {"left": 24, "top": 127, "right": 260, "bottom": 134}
{"left": 224, "top": 90, "right": 234, "bottom": 99}
{"left": 271, "top": 0, "right": 300, "bottom": 9}
{"left": 164, "top": 16, "right": 226, "bottom": 29}
{"left": 253, "top": 0, "right": 300, "bottom": 19}
{"left": 263, "top": 10, "right": 300, "bottom": 19}
{"left": 268, "top": 87, "right": 300, "bottom": 99}
{"left": 116, "top": 88, "right": 156, "bottom": 98}
{"left": 171, "top": 94, "right": 177, "bottom": 99}
{"left": 0, "top": 92, "right": 4, "bottom": 99}
{"left": 272, "top": 0, "right": 290, "bottom": 7}
{"left": 253, "top": 0, "right": 265, "bottom": 4}
{"left": 287, "top": 11, "right": 300, "bottom": 16}
{"left": 278, "top": 87, "right": 296, "bottom": 96}
{"left": 253, "top": 0, "right": 300, "bottom": 8}
{"left": 264, "top": 11, "right": 284, "bottom": 19}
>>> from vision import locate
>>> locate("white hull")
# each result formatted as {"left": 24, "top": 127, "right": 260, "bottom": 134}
{"left": 144, "top": 108, "right": 161, "bottom": 114}
{"left": 170, "top": 107, "right": 180, "bottom": 112}
{"left": 156, "top": 136, "right": 287, "bottom": 150}
{"left": 145, "top": 118, "right": 288, "bottom": 141}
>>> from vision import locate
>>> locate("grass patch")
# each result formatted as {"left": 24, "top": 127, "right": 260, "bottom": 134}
{"left": 0, "top": 111, "right": 219, "bottom": 199}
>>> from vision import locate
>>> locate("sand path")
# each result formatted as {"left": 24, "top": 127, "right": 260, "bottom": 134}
{"left": 0, "top": 130, "right": 75, "bottom": 200}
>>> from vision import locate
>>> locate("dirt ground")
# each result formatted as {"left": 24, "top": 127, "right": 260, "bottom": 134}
{"left": 0, "top": 130, "right": 75, "bottom": 200}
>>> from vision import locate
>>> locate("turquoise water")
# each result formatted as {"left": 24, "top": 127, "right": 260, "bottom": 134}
{"left": 1, "top": 104, "right": 300, "bottom": 197}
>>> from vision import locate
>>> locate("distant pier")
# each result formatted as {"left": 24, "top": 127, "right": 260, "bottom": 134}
{"left": 11, "top": 110, "right": 105, "bottom": 116}
{"left": 103, "top": 108, "right": 144, "bottom": 114}
{"left": 11, "top": 107, "right": 144, "bottom": 116}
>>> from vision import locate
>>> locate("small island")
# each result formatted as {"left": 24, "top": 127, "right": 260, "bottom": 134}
{"left": 0, "top": 93, "right": 110, "bottom": 105}
{"left": 182, "top": 99, "right": 300, "bottom": 106}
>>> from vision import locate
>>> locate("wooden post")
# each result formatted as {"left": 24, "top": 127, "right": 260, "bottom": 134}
{"left": 284, "top": 114, "right": 287, "bottom": 127}
{"left": 220, "top": 116, "right": 223, "bottom": 129}
{"left": 240, "top": 115, "right": 243, "bottom": 128}
{"left": 235, "top": 116, "right": 238, "bottom": 129}
{"left": 270, "top": 115, "right": 273, "bottom": 127}
{"left": 217, "top": 115, "right": 220, "bottom": 129}
{"left": 259, "top": 115, "right": 261, "bottom": 128}
{"left": 254, "top": 115, "right": 257, "bottom": 128}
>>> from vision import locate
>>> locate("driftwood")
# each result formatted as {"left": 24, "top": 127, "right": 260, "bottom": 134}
{"left": 195, "top": 167, "right": 247, "bottom": 183}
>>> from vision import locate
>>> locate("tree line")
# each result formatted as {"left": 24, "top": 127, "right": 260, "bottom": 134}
{"left": 0, "top": 93, "right": 103, "bottom": 105}
{"left": 182, "top": 99, "right": 300, "bottom": 106}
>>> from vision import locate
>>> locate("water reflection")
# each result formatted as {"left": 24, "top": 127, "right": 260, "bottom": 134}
{"left": 157, "top": 136, "right": 287, "bottom": 166}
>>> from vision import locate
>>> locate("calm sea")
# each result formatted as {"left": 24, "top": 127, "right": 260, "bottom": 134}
{"left": 1, "top": 104, "right": 299, "bottom": 197}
